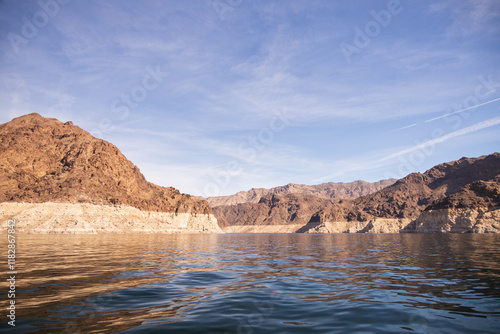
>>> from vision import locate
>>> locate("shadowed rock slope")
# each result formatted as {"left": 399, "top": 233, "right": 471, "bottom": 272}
{"left": 0, "top": 113, "right": 221, "bottom": 233}
{"left": 215, "top": 194, "right": 336, "bottom": 229}
{"left": 407, "top": 176, "right": 500, "bottom": 233}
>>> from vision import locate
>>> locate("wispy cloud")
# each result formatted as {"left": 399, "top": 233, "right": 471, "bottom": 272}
{"left": 1, "top": 0, "right": 499, "bottom": 195}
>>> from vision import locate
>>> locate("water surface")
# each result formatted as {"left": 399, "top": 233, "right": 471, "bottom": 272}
{"left": 1, "top": 233, "right": 500, "bottom": 333}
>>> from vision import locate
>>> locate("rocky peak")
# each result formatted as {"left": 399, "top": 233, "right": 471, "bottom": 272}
{"left": 424, "top": 153, "right": 500, "bottom": 194}
{"left": 0, "top": 113, "right": 212, "bottom": 214}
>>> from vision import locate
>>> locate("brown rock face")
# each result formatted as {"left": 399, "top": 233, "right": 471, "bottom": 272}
{"left": 215, "top": 153, "right": 500, "bottom": 233}
{"left": 426, "top": 177, "right": 500, "bottom": 211}
{"left": 214, "top": 193, "right": 336, "bottom": 228}
{"left": 0, "top": 113, "right": 212, "bottom": 214}
{"left": 315, "top": 153, "right": 500, "bottom": 223}
{"left": 404, "top": 177, "right": 500, "bottom": 233}
{"left": 207, "top": 179, "right": 396, "bottom": 207}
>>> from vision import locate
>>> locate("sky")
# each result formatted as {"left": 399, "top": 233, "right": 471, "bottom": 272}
{"left": 1, "top": 0, "right": 499, "bottom": 197}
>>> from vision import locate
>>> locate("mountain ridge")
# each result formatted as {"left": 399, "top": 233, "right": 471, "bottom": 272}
{"left": 2, "top": 113, "right": 498, "bottom": 234}
{"left": 207, "top": 178, "right": 396, "bottom": 207}
{"left": 214, "top": 153, "right": 500, "bottom": 233}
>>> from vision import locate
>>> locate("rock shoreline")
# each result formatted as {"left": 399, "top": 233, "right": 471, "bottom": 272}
{"left": 0, "top": 202, "right": 222, "bottom": 234}
{"left": 407, "top": 208, "right": 500, "bottom": 233}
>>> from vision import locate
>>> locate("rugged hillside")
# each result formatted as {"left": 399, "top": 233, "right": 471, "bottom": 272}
{"left": 207, "top": 179, "right": 395, "bottom": 207}
{"left": 214, "top": 193, "right": 337, "bottom": 229}
{"left": 424, "top": 176, "right": 500, "bottom": 211}
{"left": 0, "top": 113, "right": 210, "bottom": 213}
{"left": 315, "top": 153, "right": 500, "bottom": 223}
{"left": 0, "top": 113, "right": 221, "bottom": 233}
{"left": 406, "top": 177, "right": 500, "bottom": 233}
{"left": 216, "top": 153, "right": 500, "bottom": 233}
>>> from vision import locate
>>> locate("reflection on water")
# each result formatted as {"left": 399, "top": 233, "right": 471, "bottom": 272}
{"left": 1, "top": 234, "right": 500, "bottom": 333}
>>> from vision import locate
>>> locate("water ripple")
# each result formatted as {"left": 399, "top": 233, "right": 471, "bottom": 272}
{"left": 1, "top": 233, "right": 499, "bottom": 333}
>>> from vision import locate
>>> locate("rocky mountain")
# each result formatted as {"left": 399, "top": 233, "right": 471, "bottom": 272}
{"left": 408, "top": 176, "right": 500, "bottom": 233}
{"left": 206, "top": 179, "right": 396, "bottom": 207}
{"left": 0, "top": 113, "right": 221, "bottom": 233}
{"left": 215, "top": 153, "right": 500, "bottom": 233}
{"left": 427, "top": 176, "right": 500, "bottom": 211}
{"left": 315, "top": 153, "right": 500, "bottom": 222}
{"left": 215, "top": 193, "right": 336, "bottom": 232}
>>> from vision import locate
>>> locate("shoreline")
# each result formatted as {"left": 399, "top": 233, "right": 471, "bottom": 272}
{"left": 0, "top": 202, "right": 222, "bottom": 234}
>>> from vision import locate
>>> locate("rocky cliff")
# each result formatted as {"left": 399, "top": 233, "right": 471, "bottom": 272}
{"left": 314, "top": 153, "right": 500, "bottom": 223}
{"left": 214, "top": 193, "right": 337, "bottom": 232}
{"left": 215, "top": 153, "right": 500, "bottom": 233}
{"left": 0, "top": 113, "right": 222, "bottom": 233}
{"left": 207, "top": 179, "right": 395, "bottom": 207}
{"left": 406, "top": 177, "right": 500, "bottom": 233}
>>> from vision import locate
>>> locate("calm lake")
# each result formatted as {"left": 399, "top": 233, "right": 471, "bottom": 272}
{"left": 1, "top": 233, "right": 500, "bottom": 333}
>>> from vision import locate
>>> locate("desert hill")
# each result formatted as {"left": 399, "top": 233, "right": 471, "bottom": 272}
{"left": 214, "top": 153, "right": 500, "bottom": 233}
{"left": 0, "top": 113, "right": 221, "bottom": 233}
{"left": 408, "top": 176, "right": 500, "bottom": 233}
{"left": 316, "top": 153, "right": 500, "bottom": 222}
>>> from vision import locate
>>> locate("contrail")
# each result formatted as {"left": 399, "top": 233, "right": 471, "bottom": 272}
{"left": 379, "top": 116, "right": 500, "bottom": 162}
{"left": 391, "top": 123, "right": 417, "bottom": 132}
{"left": 425, "top": 96, "right": 500, "bottom": 123}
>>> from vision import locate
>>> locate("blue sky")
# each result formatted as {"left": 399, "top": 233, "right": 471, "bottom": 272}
{"left": 1, "top": 0, "right": 499, "bottom": 197}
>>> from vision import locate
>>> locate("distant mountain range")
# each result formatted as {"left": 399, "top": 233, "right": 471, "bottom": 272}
{"left": 206, "top": 179, "right": 396, "bottom": 207}
{"left": 214, "top": 153, "right": 500, "bottom": 233}
{"left": 1, "top": 113, "right": 498, "bottom": 234}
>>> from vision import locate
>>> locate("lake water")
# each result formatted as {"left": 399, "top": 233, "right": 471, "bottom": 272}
{"left": 1, "top": 233, "right": 500, "bottom": 333}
